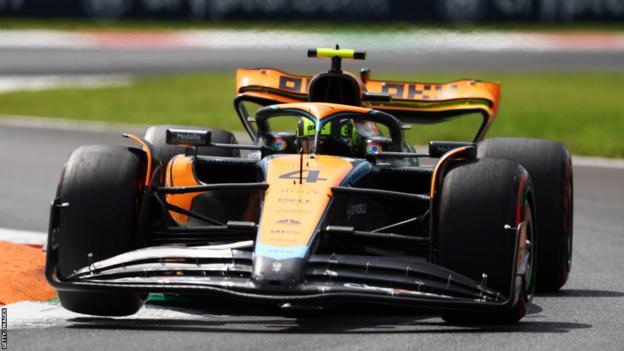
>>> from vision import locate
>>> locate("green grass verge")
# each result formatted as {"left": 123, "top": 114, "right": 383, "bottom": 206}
{"left": 0, "top": 71, "right": 622, "bottom": 157}
{"left": 2, "top": 17, "right": 624, "bottom": 33}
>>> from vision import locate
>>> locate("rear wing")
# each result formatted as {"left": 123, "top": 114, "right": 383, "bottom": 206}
{"left": 235, "top": 68, "right": 501, "bottom": 142}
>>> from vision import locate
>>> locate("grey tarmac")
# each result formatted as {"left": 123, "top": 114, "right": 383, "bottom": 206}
{"left": 1, "top": 48, "right": 624, "bottom": 76}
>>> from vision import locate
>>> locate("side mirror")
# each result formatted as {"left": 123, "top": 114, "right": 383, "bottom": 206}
{"left": 166, "top": 129, "right": 211, "bottom": 146}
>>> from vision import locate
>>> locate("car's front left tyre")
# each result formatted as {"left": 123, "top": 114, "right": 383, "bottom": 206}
{"left": 437, "top": 158, "right": 536, "bottom": 324}
{"left": 478, "top": 138, "right": 573, "bottom": 292}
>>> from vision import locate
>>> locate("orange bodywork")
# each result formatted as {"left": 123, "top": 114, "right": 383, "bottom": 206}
{"left": 165, "top": 155, "right": 201, "bottom": 224}
{"left": 271, "top": 102, "right": 372, "bottom": 119}
{"left": 124, "top": 133, "right": 153, "bottom": 188}
{"left": 166, "top": 151, "right": 353, "bottom": 248}
{"left": 237, "top": 68, "right": 310, "bottom": 100}
{"left": 430, "top": 146, "right": 472, "bottom": 198}
{"left": 257, "top": 155, "right": 353, "bottom": 248}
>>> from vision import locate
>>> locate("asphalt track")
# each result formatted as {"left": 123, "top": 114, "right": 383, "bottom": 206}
{"left": 2, "top": 48, "right": 623, "bottom": 75}
{"left": 1, "top": 121, "right": 623, "bottom": 351}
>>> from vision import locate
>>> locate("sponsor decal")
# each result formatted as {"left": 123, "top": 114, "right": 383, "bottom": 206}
{"left": 377, "top": 82, "right": 456, "bottom": 101}
{"left": 278, "top": 198, "right": 311, "bottom": 204}
{"left": 255, "top": 243, "right": 308, "bottom": 260}
{"left": 275, "top": 219, "right": 302, "bottom": 225}
{"left": 366, "top": 142, "right": 382, "bottom": 154}
{"left": 272, "top": 137, "right": 287, "bottom": 151}
{"left": 279, "top": 76, "right": 303, "bottom": 92}
{"left": 175, "top": 132, "right": 202, "bottom": 141}
{"left": 269, "top": 230, "right": 301, "bottom": 236}
{"left": 276, "top": 188, "right": 321, "bottom": 195}
{"left": 275, "top": 208, "right": 312, "bottom": 214}
{"left": 431, "top": 144, "right": 454, "bottom": 155}
{"left": 347, "top": 202, "right": 368, "bottom": 219}
{"left": 166, "top": 129, "right": 209, "bottom": 145}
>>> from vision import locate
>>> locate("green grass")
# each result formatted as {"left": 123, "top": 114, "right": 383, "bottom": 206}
{"left": 2, "top": 17, "right": 624, "bottom": 33}
{"left": 0, "top": 71, "right": 622, "bottom": 157}
{"left": 0, "top": 73, "right": 240, "bottom": 129}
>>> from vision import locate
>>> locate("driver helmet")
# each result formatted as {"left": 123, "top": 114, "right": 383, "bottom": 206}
{"left": 296, "top": 117, "right": 357, "bottom": 156}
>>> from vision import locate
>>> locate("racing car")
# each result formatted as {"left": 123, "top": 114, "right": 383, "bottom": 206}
{"left": 45, "top": 47, "right": 573, "bottom": 323}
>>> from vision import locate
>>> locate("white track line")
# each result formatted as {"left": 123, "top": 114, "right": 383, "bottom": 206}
{"left": 0, "top": 228, "right": 46, "bottom": 246}
{"left": 0, "top": 74, "right": 132, "bottom": 94}
{"left": 5, "top": 300, "right": 228, "bottom": 330}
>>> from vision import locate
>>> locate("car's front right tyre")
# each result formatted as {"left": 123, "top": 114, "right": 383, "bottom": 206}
{"left": 52, "top": 145, "right": 146, "bottom": 316}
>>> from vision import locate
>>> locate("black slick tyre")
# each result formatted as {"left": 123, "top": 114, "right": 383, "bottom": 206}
{"left": 54, "top": 145, "right": 146, "bottom": 316}
{"left": 437, "top": 159, "right": 536, "bottom": 324}
{"left": 478, "top": 138, "right": 573, "bottom": 292}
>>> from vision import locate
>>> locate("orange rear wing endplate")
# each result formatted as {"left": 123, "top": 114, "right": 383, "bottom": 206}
{"left": 236, "top": 68, "right": 501, "bottom": 141}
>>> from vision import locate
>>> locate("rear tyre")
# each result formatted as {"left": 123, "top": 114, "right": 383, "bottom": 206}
{"left": 478, "top": 138, "right": 573, "bottom": 292}
{"left": 54, "top": 145, "right": 146, "bottom": 316}
{"left": 438, "top": 159, "right": 536, "bottom": 324}
{"left": 144, "top": 125, "right": 239, "bottom": 182}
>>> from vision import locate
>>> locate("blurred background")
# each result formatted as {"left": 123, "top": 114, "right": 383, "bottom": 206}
{"left": 0, "top": 0, "right": 622, "bottom": 156}
{"left": 2, "top": 0, "right": 624, "bottom": 23}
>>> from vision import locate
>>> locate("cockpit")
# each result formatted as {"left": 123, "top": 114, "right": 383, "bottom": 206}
{"left": 254, "top": 103, "right": 406, "bottom": 158}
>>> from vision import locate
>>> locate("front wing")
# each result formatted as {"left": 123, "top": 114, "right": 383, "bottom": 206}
{"left": 46, "top": 239, "right": 523, "bottom": 313}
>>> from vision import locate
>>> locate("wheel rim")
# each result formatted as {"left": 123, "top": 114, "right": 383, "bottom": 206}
{"left": 520, "top": 199, "right": 536, "bottom": 301}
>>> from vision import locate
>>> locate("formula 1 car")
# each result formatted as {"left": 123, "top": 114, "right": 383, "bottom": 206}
{"left": 46, "top": 48, "right": 573, "bottom": 323}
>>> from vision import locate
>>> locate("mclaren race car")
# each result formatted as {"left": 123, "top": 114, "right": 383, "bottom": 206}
{"left": 46, "top": 48, "right": 574, "bottom": 323}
